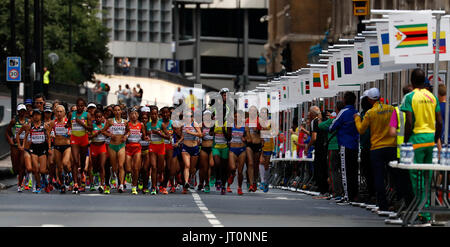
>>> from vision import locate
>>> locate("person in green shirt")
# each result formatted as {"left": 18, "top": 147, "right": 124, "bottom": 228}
{"left": 318, "top": 101, "right": 344, "bottom": 199}
{"left": 400, "top": 68, "right": 443, "bottom": 224}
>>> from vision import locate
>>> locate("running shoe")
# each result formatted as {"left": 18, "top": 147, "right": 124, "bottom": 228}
{"left": 32, "top": 187, "right": 37, "bottom": 193}
{"left": 44, "top": 185, "right": 50, "bottom": 193}
{"left": 248, "top": 184, "right": 254, "bottom": 192}
{"left": 34, "top": 187, "right": 41, "bottom": 194}
{"left": 138, "top": 183, "right": 143, "bottom": 191}
{"left": 72, "top": 184, "right": 79, "bottom": 194}
{"left": 24, "top": 185, "right": 30, "bottom": 191}
{"left": 48, "top": 183, "right": 54, "bottom": 192}
{"left": 132, "top": 187, "right": 138, "bottom": 195}
{"left": 150, "top": 187, "right": 157, "bottom": 195}
{"left": 169, "top": 186, "right": 176, "bottom": 193}
{"left": 60, "top": 186, "right": 66, "bottom": 194}
{"left": 160, "top": 187, "right": 168, "bottom": 195}
{"left": 210, "top": 176, "right": 216, "bottom": 188}
{"left": 111, "top": 179, "right": 117, "bottom": 189}
{"left": 118, "top": 184, "right": 124, "bottom": 193}
{"left": 227, "top": 186, "right": 232, "bottom": 193}
{"left": 182, "top": 183, "right": 190, "bottom": 194}
{"left": 189, "top": 176, "right": 195, "bottom": 188}
{"left": 259, "top": 183, "right": 264, "bottom": 190}
{"left": 221, "top": 186, "right": 226, "bottom": 195}
{"left": 98, "top": 185, "right": 104, "bottom": 193}
{"left": 142, "top": 188, "right": 150, "bottom": 194}
{"left": 104, "top": 186, "right": 111, "bottom": 194}
{"left": 204, "top": 185, "right": 210, "bottom": 193}
{"left": 90, "top": 184, "right": 96, "bottom": 191}
{"left": 237, "top": 187, "right": 243, "bottom": 195}
{"left": 197, "top": 184, "right": 203, "bottom": 191}
{"left": 126, "top": 174, "right": 132, "bottom": 184}
{"left": 68, "top": 185, "right": 73, "bottom": 191}
{"left": 17, "top": 186, "right": 23, "bottom": 193}
{"left": 81, "top": 172, "right": 86, "bottom": 184}
{"left": 263, "top": 182, "right": 269, "bottom": 193}
{"left": 79, "top": 185, "right": 85, "bottom": 193}
{"left": 28, "top": 178, "right": 33, "bottom": 188}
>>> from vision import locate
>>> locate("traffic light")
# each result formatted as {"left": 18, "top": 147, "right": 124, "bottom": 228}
{"left": 280, "top": 44, "right": 292, "bottom": 72}
{"left": 353, "top": 0, "right": 369, "bottom": 16}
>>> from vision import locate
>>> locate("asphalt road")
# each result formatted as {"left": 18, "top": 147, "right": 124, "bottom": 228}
{"left": 0, "top": 177, "right": 393, "bottom": 227}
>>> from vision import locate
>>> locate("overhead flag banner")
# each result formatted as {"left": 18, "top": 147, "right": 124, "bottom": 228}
{"left": 313, "top": 72, "right": 321, "bottom": 87}
{"left": 389, "top": 12, "right": 433, "bottom": 56}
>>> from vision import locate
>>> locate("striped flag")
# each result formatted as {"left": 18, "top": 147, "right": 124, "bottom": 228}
{"left": 395, "top": 23, "right": 428, "bottom": 48}
{"left": 358, "top": 51, "right": 364, "bottom": 69}
{"left": 267, "top": 93, "right": 270, "bottom": 106}
{"left": 370, "top": 45, "right": 380, "bottom": 66}
{"left": 313, "top": 73, "right": 321, "bottom": 87}
{"left": 331, "top": 65, "right": 335, "bottom": 81}
{"left": 433, "top": 31, "right": 446, "bottom": 54}
{"left": 300, "top": 81, "right": 304, "bottom": 95}
{"left": 244, "top": 98, "right": 248, "bottom": 109}
{"left": 381, "top": 33, "right": 390, "bottom": 55}
{"left": 305, "top": 80, "right": 310, "bottom": 94}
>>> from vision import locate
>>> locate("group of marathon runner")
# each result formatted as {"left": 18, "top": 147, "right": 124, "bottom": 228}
{"left": 6, "top": 88, "right": 276, "bottom": 196}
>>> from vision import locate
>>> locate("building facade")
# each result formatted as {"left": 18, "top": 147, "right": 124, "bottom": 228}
{"left": 99, "top": 0, "right": 173, "bottom": 74}
{"left": 174, "top": 0, "right": 269, "bottom": 91}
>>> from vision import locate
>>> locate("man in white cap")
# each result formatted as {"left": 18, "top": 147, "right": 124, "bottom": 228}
{"left": 353, "top": 87, "right": 396, "bottom": 212}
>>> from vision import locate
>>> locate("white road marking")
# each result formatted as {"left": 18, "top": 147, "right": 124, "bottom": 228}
{"left": 264, "top": 196, "right": 303, "bottom": 201}
{"left": 190, "top": 189, "right": 224, "bottom": 227}
{"left": 16, "top": 224, "right": 64, "bottom": 227}
{"left": 81, "top": 194, "right": 105, "bottom": 197}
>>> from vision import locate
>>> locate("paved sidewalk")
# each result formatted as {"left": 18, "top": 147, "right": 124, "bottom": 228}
{"left": 0, "top": 156, "right": 13, "bottom": 181}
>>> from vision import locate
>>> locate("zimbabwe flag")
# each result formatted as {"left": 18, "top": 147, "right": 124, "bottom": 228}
{"left": 395, "top": 23, "right": 428, "bottom": 48}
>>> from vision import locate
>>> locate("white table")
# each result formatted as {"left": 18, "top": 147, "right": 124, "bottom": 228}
{"left": 389, "top": 161, "right": 450, "bottom": 226}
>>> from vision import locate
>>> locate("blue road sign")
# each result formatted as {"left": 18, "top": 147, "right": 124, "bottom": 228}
{"left": 165, "top": 59, "right": 179, "bottom": 74}
{"left": 7, "top": 57, "right": 21, "bottom": 82}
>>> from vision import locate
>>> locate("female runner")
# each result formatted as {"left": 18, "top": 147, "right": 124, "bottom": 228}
{"left": 199, "top": 110, "right": 214, "bottom": 193}
{"left": 50, "top": 105, "right": 72, "bottom": 193}
{"left": 147, "top": 107, "right": 166, "bottom": 195}
{"left": 103, "top": 105, "right": 128, "bottom": 193}
{"left": 125, "top": 108, "right": 146, "bottom": 195}
{"left": 227, "top": 110, "right": 247, "bottom": 195}
{"left": 180, "top": 111, "right": 203, "bottom": 194}
{"left": 6, "top": 104, "right": 29, "bottom": 192}
{"left": 89, "top": 109, "right": 108, "bottom": 193}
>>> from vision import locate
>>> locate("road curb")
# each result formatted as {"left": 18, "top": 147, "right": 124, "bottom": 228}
{"left": 0, "top": 167, "right": 14, "bottom": 182}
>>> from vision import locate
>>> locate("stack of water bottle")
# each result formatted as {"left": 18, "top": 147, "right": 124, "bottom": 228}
{"left": 401, "top": 143, "right": 448, "bottom": 165}
{"left": 400, "top": 143, "right": 414, "bottom": 165}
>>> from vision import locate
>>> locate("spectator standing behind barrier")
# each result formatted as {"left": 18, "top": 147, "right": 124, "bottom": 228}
{"left": 43, "top": 67, "right": 50, "bottom": 99}
{"left": 401, "top": 68, "right": 442, "bottom": 224}
{"left": 354, "top": 88, "right": 396, "bottom": 212}
{"left": 124, "top": 84, "right": 132, "bottom": 107}
{"left": 329, "top": 92, "right": 360, "bottom": 204}
{"left": 388, "top": 84, "right": 414, "bottom": 211}
{"left": 135, "top": 84, "right": 143, "bottom": 106}
{"left": 359, "top": 92, "right": 376, "bottom": 205}
{"left": 319, "top": 101, "right": 345, "bottom": 200}
{"left": 116, "top": 58, "right": 123, "bottom": 74}
{"left": 122, "top": 57, "right": 131, "bottom": 75}
{"left": 305, "top": 106, "right": 329, "bottom": 196}
{"left": 115, "top": 85, "right": 124, "bottom": 104}
{"left": 173, "top": 87, "right": 184, "bottom": 107}
{"left": 438, "top": 84, "right": 448, "bottom": 144}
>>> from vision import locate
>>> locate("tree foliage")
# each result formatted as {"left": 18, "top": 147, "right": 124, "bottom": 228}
{"left": 0, "top": 0, "right": 110, "bottom": 84}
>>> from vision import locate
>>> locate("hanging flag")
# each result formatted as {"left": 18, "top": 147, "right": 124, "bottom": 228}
{"left": 376, "top": 22, "right": 394, "bottom": 63}
{"left": 358, "top": 51, "right": 364, "bottom": 68}
{"left": 433, "top": 31, "right": 446, "bottom": 54}
{"left": 370, "top": 45, "right": 380, "bottom": 65}
{"left": 344, "top": 57, "right": 352, "bottom": 75}
{"left": 313, "top": 73, "right": 321, "bottom": 87}
{"left": 389, "top": 12, "right": 433, "bottom": 56}
{"left": 244, "top": 98, "right": 248, "bottom": 109}
{"left": 305, "top": 80, "right": 310, "bottom": 94}
{"left": 300, "top": 81, "right": 304, "bottom": 95}
{"left": 267, "top": 93, "right": 270, "bottom": 106}
{"left": 323, "top": 74, "right": 329, "bottom": 89}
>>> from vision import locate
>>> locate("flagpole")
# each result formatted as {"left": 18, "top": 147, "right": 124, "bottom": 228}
{"left": 433, "top": 14, "right": 441, "bottom": 97}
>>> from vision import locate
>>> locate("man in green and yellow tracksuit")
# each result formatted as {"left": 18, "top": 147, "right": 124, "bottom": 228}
{"left": 400, "top": 69, "right": 442, "bottom": 223}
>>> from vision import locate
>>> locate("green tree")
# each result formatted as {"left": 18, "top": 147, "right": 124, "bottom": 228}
{"left": 0, "top": 0, "right": 110, "bottom": 85}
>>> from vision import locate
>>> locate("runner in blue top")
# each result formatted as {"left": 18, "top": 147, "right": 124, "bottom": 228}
{"left": 226, "top": 110, "right": 247, "bottom": 195}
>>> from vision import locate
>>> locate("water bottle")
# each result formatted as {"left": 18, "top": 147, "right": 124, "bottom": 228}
{"left": 400, "top": 143, "right": 407, "bottom": 164}
{"left": 441, "top": 144, "right": 447, "bottom": 166}
{"left": 404, "top": 143, "right": 413, "bottom": 165}
{"left": 432, "top": 145, "right": 439, "bottom": 165}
